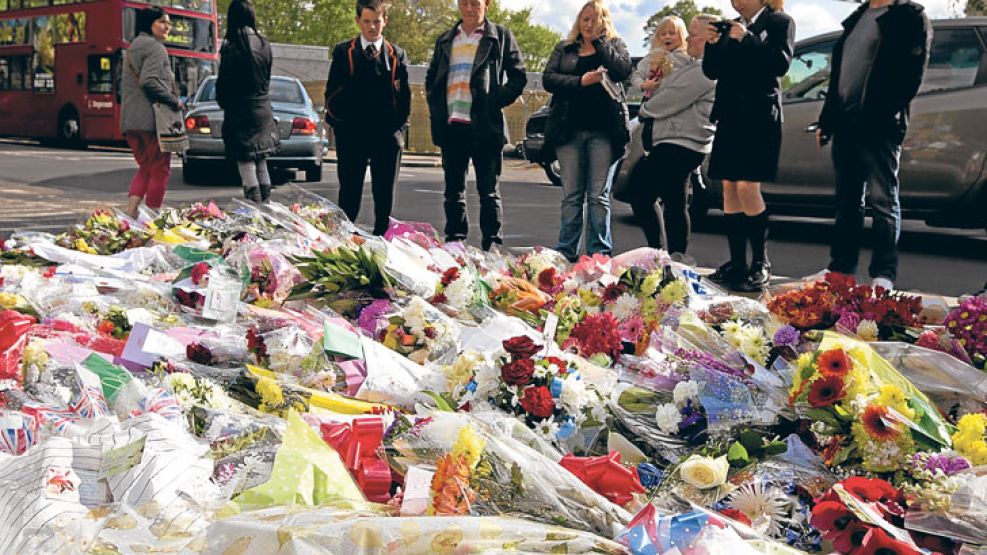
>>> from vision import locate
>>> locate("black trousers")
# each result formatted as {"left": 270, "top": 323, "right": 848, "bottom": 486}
{"left": 440, "top": 124, "right": 503, "bottom": 245}
{"left": 630, "top": 143, "right": 705, "bottom": 254}
{"left": 335, "top": 129, "right": 403, "bottom": 236}
{"left": 828, "top": 127, "right": 902, "bottom": 281}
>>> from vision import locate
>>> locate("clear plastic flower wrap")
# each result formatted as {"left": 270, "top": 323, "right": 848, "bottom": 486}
{"left": 905, "top": 471, "right": 987, "bottom": 546}
{"left": 269, "top": 184, "right": 360, "bottom": 242}
{"left": 199, "top": 506, "right": 629, "bottom": 554}
{"left": 224, "top": 238, "right": 307, "bottom": 308}
{"left": 382, "top": 236, "right": 442, "bottom": 299}
{"left": 871, "top": 341, "right": 987, "bottom": 416}
{"left": 367, "top": 295, "right": 462, "bottom": 365}
{"left": 383, "top": 410, "right": 632, "bottom": 537}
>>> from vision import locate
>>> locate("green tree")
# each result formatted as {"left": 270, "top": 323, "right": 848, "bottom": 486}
{"left": 642, "top": 0, "right": 722, "bottom": 49}
{"left": 216, "top": 0, "right": 354, "bottom": 47}
{"left": 486, "top": 2, "right": 561, "bottom": 71}
{"left": 966, "top": 0, "right": 986, "bottom": 15}
{"left": 385, "top": 0, "right": 458, "bottom": 64}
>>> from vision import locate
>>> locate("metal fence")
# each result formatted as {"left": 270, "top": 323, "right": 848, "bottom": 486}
{"left": 304, "top": 82, "right": 551, "bottom": 154}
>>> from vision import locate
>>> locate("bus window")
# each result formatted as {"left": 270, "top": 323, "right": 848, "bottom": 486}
{"left": 88, "top": 54, "right": 112, "bottom": 94}
{"left": 122, "top": 8, "right": 214, "bottom": 53}
{"left": 0, "top": 58, "right": 8, "bottom": 89}
{"left": 7, "top": 55, "right": 27, "bottom": 89}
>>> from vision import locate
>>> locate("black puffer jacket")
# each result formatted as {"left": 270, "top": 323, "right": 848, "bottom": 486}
{"left": 542, "top": 36, "right": 633, "bottom": 161}
{"left": 818, "top": 0, "right": 932, "bottom": 142}
{"left": 216, "top": 29, "right": 280, "bottom": 161}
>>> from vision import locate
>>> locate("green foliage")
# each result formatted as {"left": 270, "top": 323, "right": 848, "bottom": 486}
{"left": 642, "top": 0, "right": 723, "bottom": 49}
{"left": 966, "top": 0, "right": 987, "bottom": 15}
{"left": 725, "top": 429, "right": 787, "bottom": 469}
{"left": 385, "top": 0, "right": 459, "bottom": 64}
{"left": 217, "top": 0, "right": 354, "bottom": 47}
{"left": 485, "top": 2, "right": 561, "bottom": 71}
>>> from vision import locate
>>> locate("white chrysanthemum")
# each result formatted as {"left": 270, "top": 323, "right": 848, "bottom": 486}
{"left": 559, "top": 376, "right": 592, "bottom": 415}
{"left": 721, "top": 320, "right": 742, "bottom": 336}
{"left": 472, "top": 358, "right": 500, "bottom": 398}
{"left": 673, "top": 380, "right": 700, "bottom": 407}
{"left": 856, "top": 319, "right": 879, "bottom": 341}
{"left": 445, "top": 351, "right": 482, "bottom": 389}
{"left": 739, "top": 328, "right": 770, "bottom": 365}
{"left": 444, "top": 270, "right": 475, "bottom": 308}
{"left": 533, "top": 419, "right": 561, "bottom": 442}
{"left": 609, "top": 293, "right": 640, "bottom": 321}
{"left": 726, "top": 481, "right": 792, "bottom": 536}
{"left": 655, "top": 403, "right": 682, "bottom": 434}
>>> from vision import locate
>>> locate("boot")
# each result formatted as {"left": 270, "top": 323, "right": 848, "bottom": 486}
{"left": 259, "top": 183, "right": 272, "bottom": 203}
{"left": 243, "top": 186, "right": 261, "bottom": 202}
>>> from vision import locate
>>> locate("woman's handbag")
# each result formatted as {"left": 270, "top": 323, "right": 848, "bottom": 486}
{"left": 152, "top": 103, "right": 188, "bottom": 153}
{"left": 126, "top": 54, "right": 188, "bottom": 153}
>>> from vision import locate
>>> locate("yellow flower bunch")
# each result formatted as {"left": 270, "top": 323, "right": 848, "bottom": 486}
{"left": 953, "top": 413, "right": 987, "bottom": 465}
{"left": 659, "top": 280, "right": 688, "bottom": 305}
{"left": 578, "top": 289, "right": 601, "bottom": 308}
{"left": 0, "top": 292, "right": 19, "bottom": 310}
{"left": 74, "top": 238, "right": 97, "bottom": 255}
{"left": 875, "top": 385, "right": 915, "bottom": 421}
{"left": 256, "top": 376, "right": 285, "bottom": 413}
{"left": 450, "top": 425, "right": 486, "bottom": 471}
{"left": 640, "top": 272, "right": 662, "bottom": 298}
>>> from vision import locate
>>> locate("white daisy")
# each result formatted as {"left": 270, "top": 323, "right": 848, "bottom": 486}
{"left": 533, "top": 418, "right": 561, "bottom": 442}
{"left": 726, "top": 481, "right": 792, "bottom": 536}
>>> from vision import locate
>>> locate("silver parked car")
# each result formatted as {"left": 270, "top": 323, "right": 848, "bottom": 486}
{"left": 182, "top": 75, "right": 326, "bottom": 184}
{"left": 617, "top": 18, "right": 987, "bottom": 232}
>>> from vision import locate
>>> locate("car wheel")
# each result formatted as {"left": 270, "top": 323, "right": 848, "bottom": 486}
{"left": 542, "top": 159, "right": 562, "bottom": 187}
{"left": 305, "top": 163, "right": 323, "bottom": 183}
{"left": 57, "top": 107, "right": 83, "bottom": 149}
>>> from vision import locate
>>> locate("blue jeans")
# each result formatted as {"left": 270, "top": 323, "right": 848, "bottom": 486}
{"left": 555, "top": 130, "right": 613, "bottom": 260}
{"left": 828, "top": 128, "right": 903, "bottom": 281}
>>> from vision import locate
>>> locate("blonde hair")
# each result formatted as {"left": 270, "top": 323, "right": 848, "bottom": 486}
{"left": 647, "top": 16, "right": 686, "bottom": 74}
{"left": 765, "top": 0, "right": 784, "bottom": 11}
{"left": 566, "top": 0, "right": 618, "bottom": 43}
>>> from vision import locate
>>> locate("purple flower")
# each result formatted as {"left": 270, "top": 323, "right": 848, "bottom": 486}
{"left": 357, "top": 299, "right": 393, "bottom": 335}
{"left": 772, "top": 325, "right": 800, "bottom": 348}
{"left": 916, "top": 453, "right": 972, "bottom": 475}
{"left": 836, "top": 311, "right": 862, "bottom": 334}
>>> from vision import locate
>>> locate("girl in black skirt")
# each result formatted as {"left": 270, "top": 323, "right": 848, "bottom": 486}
{"left": 702, "top": 0, "right": 794, "bottom": 291}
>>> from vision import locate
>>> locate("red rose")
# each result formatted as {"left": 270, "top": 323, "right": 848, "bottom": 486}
{"left": 546, "top": 356, "right": 568, "bottom": 374}
{"left": 502, "top": 336, "right": 541, "bottom": 359}
{"left": 519, "top": 385, "right": 555, "bottom": 418}
{"left": 501, "top": 358, "right": 535, "bottom": 386}
{"left": 537, "top": 268, "right": 561, "bottom": 291}
{"left": 190, "top": 262, "right": 210, "bottom": 286}
{"left": 440, "top": 266, "right": 460, "bottom": 287}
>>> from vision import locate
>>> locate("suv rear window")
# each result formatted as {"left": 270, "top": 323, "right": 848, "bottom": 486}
{"left": 920, "top": 27, "right": 984, "bottom": 94}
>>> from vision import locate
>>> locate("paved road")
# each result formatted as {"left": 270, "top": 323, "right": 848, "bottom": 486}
{"left": 1, "top": 139, "right": 985, "bottom": 296}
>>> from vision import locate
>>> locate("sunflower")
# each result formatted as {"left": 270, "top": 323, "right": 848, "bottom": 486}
{"left": 816, "top": 347, "right": 853, "bottom": 377}
{"left": 808, "top": 375, "right": 846, "bottom": 408}
{"left": 861, "top": 404, "right": 901, "bottom": 442}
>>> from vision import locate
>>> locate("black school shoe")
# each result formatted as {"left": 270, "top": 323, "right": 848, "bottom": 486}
{"left": 707, "top": 261, "right": 749, "bottom": 286}
{"left": 736, "top": 261, "right": 772, "bottom": 292}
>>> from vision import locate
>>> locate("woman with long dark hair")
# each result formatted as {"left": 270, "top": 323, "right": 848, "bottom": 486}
{"left": 216, "top": 0, "right": 279, "bottom": 202}
{"left": 702, "top": 0, "right": 794, "bottom": 291}
{"left": 120, "top": 6, "right": 182, "bottom": 218}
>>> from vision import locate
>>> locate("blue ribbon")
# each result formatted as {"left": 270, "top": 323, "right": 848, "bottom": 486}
{"left": 556, "top": 418, "right": 577, "bottom": 440}
{"left": 636, "top": 463, "right": 662, "bottom": 489}
{"left": 658, "top": 510, "right": 708, "bottom": 551}
{"left": 550, "top": 377, "right": 564, "bottom": 398}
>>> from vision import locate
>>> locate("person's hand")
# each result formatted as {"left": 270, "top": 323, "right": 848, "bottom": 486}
{"left": 728, "top": 21, "right": 747, "bottom": 41}
{"left": 581, "top": 68, "right": 604, "bottom": 86}
{"left": 705, "top": 24, "right": 720, "bottom": 44}
{"left": 641, "top": 78, "right": 660, "bottom": 92}
{"left": 178, "top": 100, "right": 187, "bottom": 111}
{"left": 816, "top": 128, "right": 831, "bottom": 150}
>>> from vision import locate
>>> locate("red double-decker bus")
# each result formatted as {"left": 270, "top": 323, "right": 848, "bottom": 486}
{"left": 0, "top": 0, "right": 217, "bottom": 145}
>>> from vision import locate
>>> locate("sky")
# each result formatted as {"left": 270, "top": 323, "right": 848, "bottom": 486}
{"left": 499, "top": 0, "right": 962, "bottom": 56}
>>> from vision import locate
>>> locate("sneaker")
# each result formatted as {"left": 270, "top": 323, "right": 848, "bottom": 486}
{"left": 872, "top": 277, "right": 894, "bottom": 292}
{"left": 707, "top": 261, "right": 748, "bottom": 286}
{"left": 736, "top": 261, "right": 772, "bottom": 292}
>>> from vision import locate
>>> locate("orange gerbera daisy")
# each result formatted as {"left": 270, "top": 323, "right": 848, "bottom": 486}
{"left": 429, "top": 453, "right": 476, "bottom": 515}
{"left": 816, "top": 348, "right": 853, "bottom": 378}
{"left": 808, "top": 375, "right": 846, "bottom": 408}
{"left": 861, "top": 404, "right": 900, "bottom": 442}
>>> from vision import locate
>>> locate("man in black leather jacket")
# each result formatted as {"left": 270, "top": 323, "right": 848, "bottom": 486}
{"left": 816, "top": 0, "right": 931, "bottom": 291}
{"left": 425, "top": 0, "right": 527, "bottom": 251}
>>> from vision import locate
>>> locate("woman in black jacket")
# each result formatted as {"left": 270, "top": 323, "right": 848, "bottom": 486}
{"left": 543, "top": 0, "right": 632, "bottom": 262}
{"left": 216, "top": 0, "right": 280, "bottom": 202}
{"left": 702, "top": 0, "right": 794, "bottom": 291}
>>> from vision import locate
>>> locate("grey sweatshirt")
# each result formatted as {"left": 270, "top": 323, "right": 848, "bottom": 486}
{"left": 637, "top": 53, "right": 716, "bottom": 154}
{"left": 120, "top": 33, "right": 180, "bottom": 133}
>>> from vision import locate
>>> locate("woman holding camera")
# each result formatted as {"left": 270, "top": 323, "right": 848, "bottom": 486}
{"left": 702, "top": 0, "right": 794, "bottom": 291}
{"left": 543, "top": 0, "right": 632, "bottom": 262}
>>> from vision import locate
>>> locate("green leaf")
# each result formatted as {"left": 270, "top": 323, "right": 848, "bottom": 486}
{"left": 422, "top": 391, "right": 454, "bottom": 412}
{"left": 727, "top": 441, "right": 750, "bottom": 467}
{"left": 832, "top": 445, "right": 854, "bottom": 467}
{"left": 763, "top": 441, "right": 788, "bottom": 456}
{"left": 738, "top": 430, "right": 763, "bottom": 453}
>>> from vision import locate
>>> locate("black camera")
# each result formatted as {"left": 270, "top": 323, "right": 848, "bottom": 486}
{"left": 711, "top": 20, "right": 733, "bottom": 34}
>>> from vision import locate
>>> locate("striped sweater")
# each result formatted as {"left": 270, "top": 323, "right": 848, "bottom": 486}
{"left": 447, "top": 25, "right": 484, "bottom": 123}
